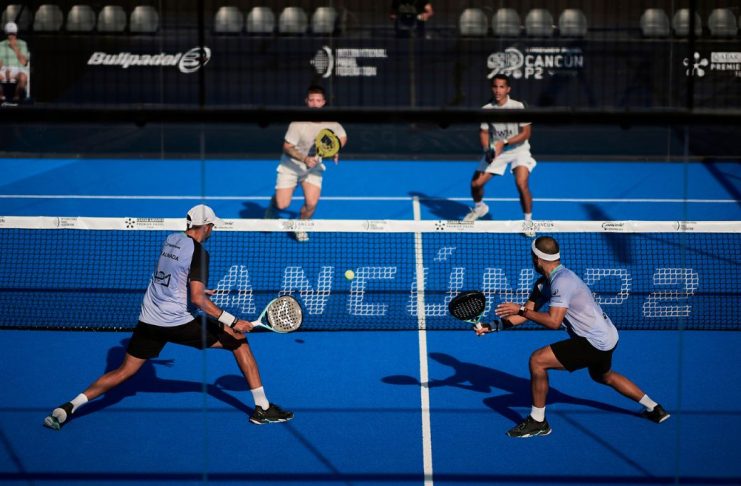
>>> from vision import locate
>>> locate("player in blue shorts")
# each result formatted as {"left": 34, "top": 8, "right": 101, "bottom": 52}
{"left": 480, "top": 236, "right": 669, "bottom": 438}
{"left": 43, "top": 205, "right": 293, "bottom": 430}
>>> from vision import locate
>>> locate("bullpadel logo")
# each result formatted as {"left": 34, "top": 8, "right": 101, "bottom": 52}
{"left": 87, "top": 46, "right": 211, "bottom": 74}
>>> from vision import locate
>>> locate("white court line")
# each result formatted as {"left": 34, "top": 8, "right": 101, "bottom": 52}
{"left": 0, "top": 195, "right": 737, "bottom": 203}
{"left": 412, "top": 195, "right": 434, "bottom": 486}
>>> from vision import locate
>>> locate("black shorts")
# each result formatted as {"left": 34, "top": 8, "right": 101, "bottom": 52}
{"left": 550, "top": 335, "right": 616, "bottom": 377}
{"left": 127, "top": 317, "right": 240, "bottom": 359}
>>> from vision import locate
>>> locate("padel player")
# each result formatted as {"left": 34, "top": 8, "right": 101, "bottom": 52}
{"left": 44, "top": 205, "right": 293, "bottom": 430}
{"left": 482, "top": 236, "right": 670, "bottom": 438}
{"left": 464, "top": 74, "right": 536, "bottom": 237}
{"left": 264, "top": 85, "right": 347, "bottom": 242}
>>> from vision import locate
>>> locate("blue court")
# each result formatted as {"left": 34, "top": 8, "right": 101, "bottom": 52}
{"left": 1, "top": 156, "right": 740, "bottom": 485}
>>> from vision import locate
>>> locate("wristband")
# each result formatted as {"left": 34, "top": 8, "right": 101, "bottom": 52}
{"left": 218, "top": 310, "right": 239, "bottom": 329}
{"left": 502, "top": 139, "right": 509, "bottom": 146}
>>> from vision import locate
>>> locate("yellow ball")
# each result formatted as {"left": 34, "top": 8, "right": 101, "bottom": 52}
{"left": 344, "top": 269, "right": 355, "bottom": 280}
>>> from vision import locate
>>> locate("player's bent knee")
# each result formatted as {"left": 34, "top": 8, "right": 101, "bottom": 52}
{"left": 589, "top": 368, "right": 610, "bottom": 384}
{"left": 219, "top": 332, "right": 246, "bottom": 351}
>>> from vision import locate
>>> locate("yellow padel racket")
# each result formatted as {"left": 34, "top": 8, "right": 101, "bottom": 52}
{"left": 314, "top": 128, "right": 341, "bottom": 164}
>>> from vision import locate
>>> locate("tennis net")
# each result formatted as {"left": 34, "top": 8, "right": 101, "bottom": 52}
{"left": 0, "top": 217, "right": 738, "bottom": 331}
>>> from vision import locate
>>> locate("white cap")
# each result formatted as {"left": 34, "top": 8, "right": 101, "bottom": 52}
{"left": 186, "top": 204, "right": 222, "bottom": 228}
{"left": 4, "top": 22, "right": 18, "bottom": 34}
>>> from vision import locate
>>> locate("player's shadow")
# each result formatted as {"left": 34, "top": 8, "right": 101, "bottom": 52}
{"left": 582, "top": 203, "right": 632, "bottom": 265}
{"left": 409, "top": 191, "right": 475, "bottom": 220}
{"left": 383, "top": 352, "right": 634, "bottom": 425}
{"left": 73, "top": 339, "right": 251, "bottom": 420}
{"left": 238, "top": 201, "right": 268, "bottom": 218}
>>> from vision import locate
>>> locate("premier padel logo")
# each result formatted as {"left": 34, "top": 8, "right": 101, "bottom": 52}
{"left": 311, "top": 46, "right": 387, "bottom": 78}
{"left": 87, "top": 46, "right": 211, "bottom": 74}
{"left": 683, "top": 51, "right": 709, "bottom": 77}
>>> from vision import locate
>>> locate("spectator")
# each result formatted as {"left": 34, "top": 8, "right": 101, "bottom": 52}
{"left": 0, "top": 22, "right": 30, "bottom": 102}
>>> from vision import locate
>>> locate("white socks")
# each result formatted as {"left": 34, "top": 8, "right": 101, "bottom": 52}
{"left": 70, "top": 393, "right": 88, "bottom": 413}
{"left": 524, "top": 213, "right": 532, "bottom": 222}
{"left": 251, "top": 386, "right": 270, "bottom": 410}
{"left": 52, "top": 393, "right": 88, "bottom": 423}
{"left": 530, "top": 405, "right": 546, "bottom": 422}
{"left": 639, "top": 394, "right": 658, "bottom": 411}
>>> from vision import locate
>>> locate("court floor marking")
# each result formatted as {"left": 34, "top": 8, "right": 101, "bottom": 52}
{"left": 413, "top": 195, "right": 434, "bottom": 486}
{"left": 0, "top": 195, "right": 737, "bottom": 203}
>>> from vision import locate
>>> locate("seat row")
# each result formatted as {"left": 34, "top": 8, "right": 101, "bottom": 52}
{"left": 0, "top": 4, "right": 339, "bottom": 35}
{"left": 641, "top": 8, "right": 738, "bottom": 38}
{"left": 1, "top": 4, "right": 158, "bottom": 33}
{"left": 460, "top": 8, "right": 586, "bottom": 37}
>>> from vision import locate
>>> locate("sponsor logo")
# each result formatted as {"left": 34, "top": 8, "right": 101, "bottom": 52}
{"left": 87, "top": 46, "right": 211, "bottom": 74}
{"left": 601, "top": 221, "right": 626, "bottom": 232}
{"left": 674, "top": 221, "right": 697, "bottom": 232}
{"left": 487, "top": 46, "right": 584, "bottom": 80}
{"left": 280, "top": 220, "right": 316, "bottom": 231}
{"left": 710, "top": 51, "right": 741, "bottom": 77}
{"left": 57, "top": 217, "right": 79, "bottom": 228}
{"left": 364, "top": 220, "right": 389, "bottom": 231}
{"left": 125, "top": 218, "right": 166, "bottom": 229}
{"left": 435, "top": 221, "right": 475, "bottom": 231}
{"left": 311, "top": 46, "right": 387, "bottom": 78}
{"left": 683, "top": 51, "right": 709, "bottom": 77}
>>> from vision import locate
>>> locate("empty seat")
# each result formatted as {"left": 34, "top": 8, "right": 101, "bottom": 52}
{"left": 311, "top": 6, "right": 337, "bottom": 35}
{"left": 33, "top": 4, "right": 64, "bottom": 32}
{"left": 558, "top": 8, "right": 587, "bottom": 37}
{"left": 708, "top": 8, "right": 737, "bottom": 37}
{"left": 640, "top": 8, "right": 670, "bottom": 37}
{"left": 1, "top": 5, "right": 33, "bottom": 31}
{"left": 214, "top": 6, "right": 243, "bottom": 33}
{"left": 278, "top": 7, "right": 307, "bottom": 34}
{"left": 66, "top": 5, "right": 96, "bottom": 32}
{"left": 459, "top": 8, "right": 487, "bottom": 37}
{"left": 246, "top": 6, "right": 275, "bottom": 34}
{"left": 672, "top": 9, "right": 702, "bottom": 37}
{"left": 97, "top": 5, "right": 126, "bottom": 32}
{"left": 525, "top": 9, "right": 554, "bottom": 37}
{"left": 130, "top": 5, "right": 158, "bottom": 33}
{"left": 492, "top": 8, "right": 521, "bottom": 36}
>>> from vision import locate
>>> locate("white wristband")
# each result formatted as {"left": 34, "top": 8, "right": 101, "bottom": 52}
{"left": 218, "top": 310, "right": 238, "bottom": 328}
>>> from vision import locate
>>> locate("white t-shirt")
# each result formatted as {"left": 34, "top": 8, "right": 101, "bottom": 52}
{"left": 138, "top": 232, "right": 209, "bottom": 327}
{"left": 532, "top": 266, "right": 619, "bottom": 351}
{"left": 479, "top": 97, "right": 531, "bottom": 154}
{"left": 280, "top": 121, "right": 346, "bottom": 173}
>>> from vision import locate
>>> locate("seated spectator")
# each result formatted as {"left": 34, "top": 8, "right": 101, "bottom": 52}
{"left": 389, "top": 1, "right": 433, "bottom": 38}
{"left": 0, "top": 22, "right": 30, "bottom": 102}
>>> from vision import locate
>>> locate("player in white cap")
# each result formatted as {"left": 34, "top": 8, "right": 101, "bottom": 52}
{"left": 0, "top": 22, "right": 30, "bottom": 102}
{"left": 44, "top": 205, "right": 293, "bottom": 430}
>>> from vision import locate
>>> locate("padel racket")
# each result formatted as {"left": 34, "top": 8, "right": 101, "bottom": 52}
{"left": 254, "top": 295, "right": 303, "bottom": 333}
{"left": 314, "top": 128, "right": 341, "bottom": 164}
{"left": 448, "top": 291, "right": 487, "bottom": 330}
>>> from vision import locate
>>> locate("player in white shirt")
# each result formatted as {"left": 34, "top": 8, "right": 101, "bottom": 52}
{"left": 463, "top": 75, "right": 536, "bottom": 237}
{"left": 44, "top": 205, "right": 293, "bottom": 430}
{"left": 264, "top": 85, "right": 347, "bottom": 242}
{"left": 481, "top": 236, "right": 670, "bottom": 437}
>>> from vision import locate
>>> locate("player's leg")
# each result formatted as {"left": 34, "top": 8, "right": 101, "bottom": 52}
{"left": 590, "top": 366, "right": 670, "bottom": 423}
{"left": 299, "top": 177, "right": 322, "bottom": 220}
{"left": 266, "top": 168, "right": 299, "bottom": 218}
{"left": 513, "top": 165, "right": 533, "bottom": 217}
{"left": 463, "top": 170, "right": 494, "bottom": 221}
{"left": 0, "top": 70, "right": 6, "bottom": 101}
{"left": 14, "top": 71, "right": 27, "bottom": 100}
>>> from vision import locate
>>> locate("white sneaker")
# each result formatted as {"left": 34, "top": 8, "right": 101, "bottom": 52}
{"left": 522, "top": 220, "right": 536, "bottom": 238}
{"left": 294, "top": 231, "right": 309, "bottom": 242}
{"left": 463, "top": 203, "right": 489, "bottom": 222}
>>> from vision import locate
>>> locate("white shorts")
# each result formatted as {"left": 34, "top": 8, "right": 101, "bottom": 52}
{"left": 275, "top": 163, "right": 324, "bottom": 190}
{"left": 477, "top": 149, "right": 537, "bottom": 176}
{"left": 0, "top": 67, "right": 28, "bottom": 80}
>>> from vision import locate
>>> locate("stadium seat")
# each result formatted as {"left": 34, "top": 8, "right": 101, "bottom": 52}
{"left": 558, "top": 8, "right": 587, "bottom": 37}
{"left": 640, "top": 8, "right": 670, "bottom": 37}
{"left": 311, "top": 6, "right": 337, "bottom": 35}
{"left": 130, "top": 5, "right": 159, "bottom": 33}
{"left": 707, "top": 8, "right": 737, "bottom": 37}
{"left": 246, "top": 6, "right": 275, "bottom": 34}
{"left": 525, "top": 9, "right": 554, "bottom": 37}
{"left": 33, "top": 5, "right": 64, "bottom": 32}
{"left": 459, "top": 8, "right": 487, "bottom": 37}
{"left": 66, "top": 5, "right": 96, "bottom": 32}
{"left": 214, "top": 6, "right": 243, "bottom": 33}
{"left": 492, "top": 8, "right": 521, "bottom": 36}
{"left": 1, "top": 5, "right": 33, "bottom": 31}
{"left": 278, "top": 7, "right": 308, "bottom": 34}
{"left": 672, "top": 9, "right": 702, "bottom": 37}
{"left": 97, "top": 5, "right": 126, "bottom": 32}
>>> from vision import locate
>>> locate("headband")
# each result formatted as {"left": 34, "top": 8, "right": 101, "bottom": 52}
{"left": 531, "top": 240, "right": 560, "bottom": 261}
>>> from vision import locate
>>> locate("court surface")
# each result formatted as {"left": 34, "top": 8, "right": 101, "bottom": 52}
{"left": 1, "top": 156, "right": 740, "bottom": 485}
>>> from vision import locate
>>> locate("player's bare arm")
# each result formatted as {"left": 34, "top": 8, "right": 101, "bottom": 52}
{"left": 496, "top": 302, "right": 566, "bottom": 330}
{"left": 189, "top": 280, "right": 255, "bottom": 333}
{"left": 282, "top": 141, "right": 316, "bottom": 168}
